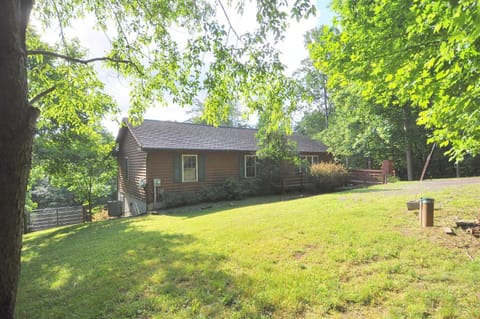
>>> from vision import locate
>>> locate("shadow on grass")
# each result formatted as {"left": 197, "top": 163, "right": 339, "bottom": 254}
{"left": 160, "top": 194, "right": 310, "bottom": 219}
{"left": 155, "top": 187, "right": 402, "bottom": 220}
{"left": 17, "top": 218, "right": 266, "bottom": 318}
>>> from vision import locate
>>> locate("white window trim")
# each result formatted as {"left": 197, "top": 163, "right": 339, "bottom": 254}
{"left": 182, "top": 154, "right": 198, "bottom": 182}
{"left": 244, "top": 154, "right": 257, "bottom": 178}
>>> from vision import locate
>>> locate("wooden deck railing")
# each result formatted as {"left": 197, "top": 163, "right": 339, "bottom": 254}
{"left": 347, "top": 169, "right": 386, "bottom": 185}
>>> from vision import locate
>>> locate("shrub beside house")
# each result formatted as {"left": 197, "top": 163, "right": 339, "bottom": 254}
{"left": 115, "top": 119, "right": 331, "bottom": 214}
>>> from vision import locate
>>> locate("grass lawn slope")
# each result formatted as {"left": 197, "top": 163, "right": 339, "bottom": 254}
{"left": 17, "top": 178, "right": 480, "bottom": 318}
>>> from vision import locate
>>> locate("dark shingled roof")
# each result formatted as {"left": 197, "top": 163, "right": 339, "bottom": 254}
{"left": 119, "top": 119, "right": 328, "bottom": 153}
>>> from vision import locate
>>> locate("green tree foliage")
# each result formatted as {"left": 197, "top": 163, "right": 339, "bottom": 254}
{"left": 187, "top": 99, "right": 249, "bottom": 127}
{"left": 293, "top": 27, "right": 337, "bottom": 130}
{"left": 32, "top": 0, "right": 316, "bottom": 128}
{"left": 310, "top": 0, "right": 480, "bottom": 161}
{"left": 27, "top": 30, "right": 117, "bottom": 134}
{"left": 295, "top": 109, "right": 327, "bottom": 138}
{"left": 27, "top": 32, "right": 117, "bottom": 212}
{"left": 34, "top": 127, "right": 116, "bottom": 215}
{"left": 320, "top": 83, "right": 430, "bottom": 177}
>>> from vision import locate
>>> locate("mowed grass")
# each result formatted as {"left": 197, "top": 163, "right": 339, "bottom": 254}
{"left": 17, "top": 179, "right": 480, "bottom": 318}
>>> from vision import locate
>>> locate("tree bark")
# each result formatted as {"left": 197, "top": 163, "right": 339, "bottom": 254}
{"left": 0, "top": 0, "right": 36, "bottom": 317}
{"left": 322, "top": 77, "right": 329, "bottom": 129}
{"left": 402, "top": 104, "right": 414, "bottom": 181}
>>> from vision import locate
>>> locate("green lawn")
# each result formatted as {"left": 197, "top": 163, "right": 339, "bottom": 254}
{"left": 17, "top": 179, "right": 480, "bottom": 318}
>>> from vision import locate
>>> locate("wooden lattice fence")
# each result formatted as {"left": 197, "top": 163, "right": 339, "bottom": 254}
{"left": 25, "top": 206, "right": 85, "bottom": 233}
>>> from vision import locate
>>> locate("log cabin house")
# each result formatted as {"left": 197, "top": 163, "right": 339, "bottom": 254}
{"left": 115, "top": 119, "right": 329, "bottom": 215}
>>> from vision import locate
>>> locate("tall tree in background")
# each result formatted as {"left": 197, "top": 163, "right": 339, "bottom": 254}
{"left": 34, "top": 128, "right": 116, "bottom": 217}
{"left": 187, "top": 99, "right": 248, "bottom": 127}
{"left": 0, "top": 1, "right": 315, "bottom": 316}
{"left": 319, "top": 82, "right": 428, "bottom": 177}
{"left": 310, "top": 0, "right": 479, "bottom": 176}
{"left": 25, "top": 30, "right": 117, "bottom": 216}
{"left": 293, "top": 27, "right": 338, "bottom": 134}
{"left": 293, "top": 59, "right": 330, "bottom": 130}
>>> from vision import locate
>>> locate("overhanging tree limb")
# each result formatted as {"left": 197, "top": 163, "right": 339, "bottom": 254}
{"left": 27, "top": 50, "right": 143, "bottom": 74}
{"left": 29, "top": 85, "right": 56, "bottom": 105}
{"left": 216, "top": 0, "right": 243, "bottom": 44}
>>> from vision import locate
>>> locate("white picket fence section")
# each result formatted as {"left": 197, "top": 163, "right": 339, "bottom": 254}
{"left": 26, "top": 206, "right": 85, "bottom": 233}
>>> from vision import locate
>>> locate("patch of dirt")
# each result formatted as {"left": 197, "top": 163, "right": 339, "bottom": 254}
{"left": 394, "top": 177, "right": 480, "bottom": 258}
{"left": 293, "top": 251, "right": 306, "bottom": 260}
{"left": 92, "top": 209, "right": 109, "bottom": 221}
{"left": 419, "top": 227, "right": 478, "bottom": 258}
{"left": 399, "top": 213, "right": 480, "bottom": 259}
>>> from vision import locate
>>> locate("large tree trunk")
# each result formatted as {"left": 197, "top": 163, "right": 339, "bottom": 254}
{"left": 0, "top": 1, "right": 36, "bottom": 317}
{"left": 402, "top": 104, "right": 414, "bottom": 181}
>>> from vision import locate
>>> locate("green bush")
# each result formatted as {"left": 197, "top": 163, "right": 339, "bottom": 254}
{"left": 222, "top": 177, "right": 243, "bottom": 199}
{"left": 387, "top": 175, "right": 400, "bottom": 183}
{"left": 309, "top": 162, "right": 348, "bottom": 193}
{"left": 164, "top": 191, "right": 201, "bottom": 208}
{"left": 219, "top": 177, "right": 261, "bottom": 200}
{"left": 165, "top": 177, "right": 262, "bottom": 208}
{"left": 240, "top": 177, "right": 262, "bottom": 197}
{"left": 255, "top": 158, "right": 283, "bottom": 194}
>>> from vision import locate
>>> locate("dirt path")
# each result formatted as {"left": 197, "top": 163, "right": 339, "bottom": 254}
{"left": 403, "top": 176, "right": 480, "bottom": 190}
{"left": 379, "top": 176, "right": 480, "bottom": 196}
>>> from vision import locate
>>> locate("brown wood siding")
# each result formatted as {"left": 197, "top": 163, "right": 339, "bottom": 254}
{"left": 145, "top": 150, "right": 246, "bottom": 204}
{"left": 144, "top": 150, "right": 331, "bottom": 203}
{"left": 117, "top": 130, "right": 147, "bottom": 200}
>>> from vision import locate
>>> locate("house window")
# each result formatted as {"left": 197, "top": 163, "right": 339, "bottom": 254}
{"left": 244, "top": 155, "right": 256, "bottom": 178}
{"left": 124, "top": 157, "right": 129, "bottom": 180}
{"left": 299, "top": 155, "right": 320, "bottom": 173}
{"left": 182, "top": 154, "right": 198, "bottom": 182}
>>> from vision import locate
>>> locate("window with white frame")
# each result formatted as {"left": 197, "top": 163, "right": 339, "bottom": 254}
{"left": 182, "top": 154, "right": 198, "bottom": 182}
{"left": 244, "top": 155, "right": 256, "bottom": 178}
{"left": 299, "top": 155, "right": 320, "bottom": 173}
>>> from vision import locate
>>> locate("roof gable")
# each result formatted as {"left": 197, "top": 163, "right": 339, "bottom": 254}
{"left": 118, "top": 119, "right": 328, "bottom": 153}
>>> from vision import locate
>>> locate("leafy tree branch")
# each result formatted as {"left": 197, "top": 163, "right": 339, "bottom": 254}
{"left": 27, "top": 49, "right": 142, "bottom": 73}
{"left": 29, "top": 85, "right": 56, "bottom": 105}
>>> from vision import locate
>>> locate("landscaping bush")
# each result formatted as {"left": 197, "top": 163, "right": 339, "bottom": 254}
{"left": 212, "top": 177, "right": 261, "bottom": 200}
{"left": 255, "top": 158, "right": 284, "bottom": 194}
{"left": 164, "top": 191, "right": 201, "bottom": 208}
{"left": 222, "top": 177, "right": 244, "bottom": 199}
{"left": 165, "top": 177, "right": 262, "bottom": 208}
{"left": 240, "top": 177, "right": 262, "bottom": 197}
{"left": 309, "top": 162, "right": 348, "bottom": 193}
{"left": 199, "top": 183, "right": 227, "bottom": 202}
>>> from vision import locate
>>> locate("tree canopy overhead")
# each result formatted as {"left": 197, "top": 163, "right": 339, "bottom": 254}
{"left": 32, "top": 0, "right": 316, "bottom": 127}
{"left": 310, "top": 0, "right": 480, "bottom": 161}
